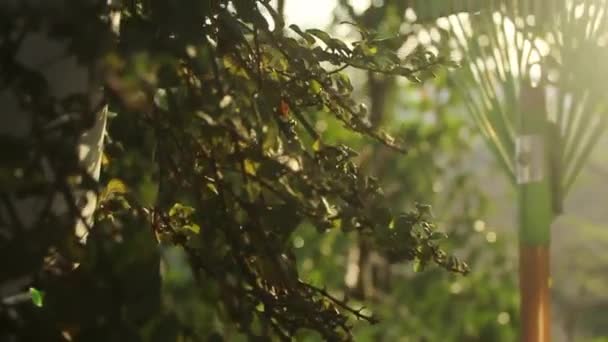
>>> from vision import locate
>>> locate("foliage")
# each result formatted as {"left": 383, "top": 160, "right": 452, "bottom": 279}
{"left": 290, "top": 71, "right": 519, "bottom": 342}
{"left": 0, "top": 1, "right": 471, "bottom": 341}
{"left": 306, "top": 2, "right": 520, "bottom": 340}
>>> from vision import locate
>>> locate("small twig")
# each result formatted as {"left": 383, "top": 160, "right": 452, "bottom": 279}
{"left": 301, "top": 282, "right": 379, "bottom": 324}
{"left": 328, "top": 64, "right": 349, "bottom": 74}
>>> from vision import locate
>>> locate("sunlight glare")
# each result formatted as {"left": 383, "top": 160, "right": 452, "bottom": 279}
{"left": 284, "top": 0, "right": 337, "bottom": 28}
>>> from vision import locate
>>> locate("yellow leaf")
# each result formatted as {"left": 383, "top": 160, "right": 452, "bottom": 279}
{"left": 243, "top": 159, "right": 258, "bottom": 176}
{"left": 206, "top": 183, "right": 219, "bottom": 195}
{"left": 183, "top": 224, "right": 201, "bottom": 234}
{"left": 169, "top": 203, "right": 195, "bottom": 217}
{"left": 100, "top": 178, "right": 128, "bottom": 202}
{"left": 106, "top": 179, "right": 128, "bottom": 194}
{"left": 101, "top": 152, "right": 110, "bottom": 166}
{"left": 312, "top": 139, "right": 322, "bottom": 152}
{"left": 310, "top": 79, "right": 322, "bottom": 94}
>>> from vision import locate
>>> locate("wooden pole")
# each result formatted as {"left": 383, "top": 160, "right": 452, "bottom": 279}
{"left": 519, "top": 245, "right": 551, "bottom": 342}
{"left": 517, "top": 82, "right": 553, "bottom": 342}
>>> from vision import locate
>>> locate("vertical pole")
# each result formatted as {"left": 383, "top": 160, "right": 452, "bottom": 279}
{"left": 519, "top": 245, "right": 551, "bottom": 342}
{"left": 517, "top": 82, "right": 553, "bottom": 342}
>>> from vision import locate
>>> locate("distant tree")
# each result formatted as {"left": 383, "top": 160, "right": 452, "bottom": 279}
{"left": 0, "top": 1, "right": 468, "bottom": 340}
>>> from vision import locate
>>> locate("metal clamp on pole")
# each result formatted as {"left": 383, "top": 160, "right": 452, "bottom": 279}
{"left": 516, "top": 135, "right": 545, "bottom": 185}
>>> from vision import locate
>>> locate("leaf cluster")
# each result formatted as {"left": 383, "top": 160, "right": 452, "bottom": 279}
{"left": 1, "top": 1, "right": 467, "bottom": 340}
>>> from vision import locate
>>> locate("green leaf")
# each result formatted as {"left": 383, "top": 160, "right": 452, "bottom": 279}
{"left": 233, "top": 2, "right": 268, "bottom": 30}
{"left": 107, "top": 179, "right": 128, "bottom": 194}
{"left": 260, "top": 2, "right": 285, "bottom": 32}
{"left": 310, "top": 79, "right": 322, "bottom": 94}
{"left": 328, "top": 38, "right": 350, "bottom": 52}
{"left": 289, "top": 24, "right": 316, "bottom": 45}
{"left": 243, "top": 159, "right": 259, "bottom": 176}
{"left": 306, "top": 29, "right": 350, "bottom": 52}
{"left": 312, "top": 139, "right": 322, "bottom": 152}
{"left": 206, "top": 183, "right": 219, "bottom": 195}
{"left": 183, "top": 224, "right": 201, "bottom": 234}
{"left": 29, "top": 287, "right": 44, "bottom": 308}
{"left": 222, "top": 55, "right": 249, "bottom": 78}
{"left": 306, "top": 29, "right": 333, "bottom": 46}
{"left": 359, "top": 42, "right": 378, "bottom": 56}
{"left": 169, "top": 203, "right": 195, "bottom": 217}
{"left": 100, "top": 178, "right": 128, "bottom": 202}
